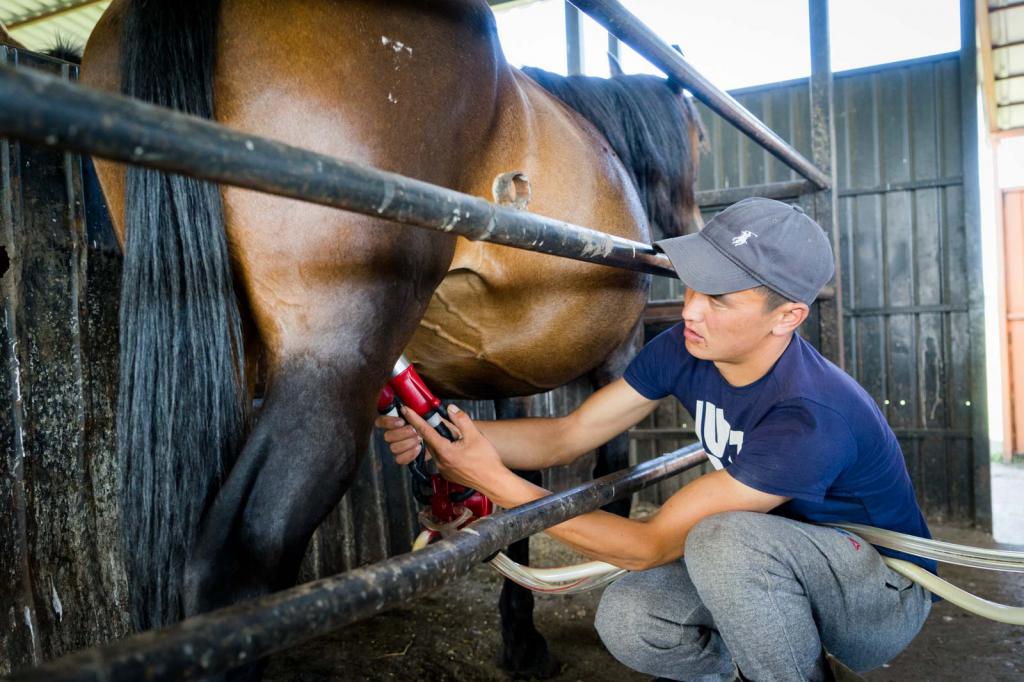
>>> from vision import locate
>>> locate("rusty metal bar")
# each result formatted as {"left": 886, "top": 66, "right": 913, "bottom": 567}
{"left": 8, "top": 444, "right": 709, "bottom": 682}
{"left": 696, "top": 180, "right": 812, "bottom": 207}
{"left": 569, "top": 0, "right": 832, "bottom": 190}
{"left": 0, "top": 64, "right": 678, "bottom": 279}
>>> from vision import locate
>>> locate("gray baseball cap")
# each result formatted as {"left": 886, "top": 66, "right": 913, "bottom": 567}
{"left": 655, "top": 197, "right": 834, "bottom": 305}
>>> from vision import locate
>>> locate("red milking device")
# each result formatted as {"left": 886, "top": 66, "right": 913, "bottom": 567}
{"left": 377, "top": 355, "right": 493, "bottom": 544}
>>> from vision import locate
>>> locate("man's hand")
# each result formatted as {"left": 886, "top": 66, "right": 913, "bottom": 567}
{"left": 400, "top": 404, "right": 509, "bottom": 493}
{"left": 374, "top": 413, "right": 425, "bottom": 466}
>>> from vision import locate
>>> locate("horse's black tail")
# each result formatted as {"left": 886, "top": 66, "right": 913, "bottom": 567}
{"left": 117, "top": 0, "right": 245, "bottom": 631}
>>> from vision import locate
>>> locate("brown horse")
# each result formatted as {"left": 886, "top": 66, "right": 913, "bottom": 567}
{"left": 80, "top": 0, "right": 702, "bottom": 677}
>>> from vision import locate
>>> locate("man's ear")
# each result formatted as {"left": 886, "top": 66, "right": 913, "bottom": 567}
{"left": 771, "top": 303, "right": 809, "bottom": 336}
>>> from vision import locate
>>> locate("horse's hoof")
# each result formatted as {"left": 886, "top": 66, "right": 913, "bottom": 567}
{"left": 499, "top": 632, "right": 561, "bottom": 679}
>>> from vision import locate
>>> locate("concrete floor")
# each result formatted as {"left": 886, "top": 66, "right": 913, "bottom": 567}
{"left": 992, "top": 461, "right": 1024, "bottom": 544}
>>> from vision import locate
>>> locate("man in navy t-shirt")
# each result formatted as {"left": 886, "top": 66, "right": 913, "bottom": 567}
{"left": 380, "top": 198, "right": 933, "bottom": 680}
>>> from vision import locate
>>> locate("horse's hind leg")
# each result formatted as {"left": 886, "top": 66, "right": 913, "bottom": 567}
{"left": 183, "top": 220, "right": 452, "bottom": 675}
{"left": 589, "top": 322, "right": 644, "bottom": 519}
{"left": 182, "top": 354, "right": 375, "bottom": 681}
{"left": 495, "top": 397, "right": 559, "bottom": 679}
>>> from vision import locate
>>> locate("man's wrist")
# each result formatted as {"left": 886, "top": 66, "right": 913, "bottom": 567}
{"left": 484, "top": 467, "right": 547, "bottom": 509}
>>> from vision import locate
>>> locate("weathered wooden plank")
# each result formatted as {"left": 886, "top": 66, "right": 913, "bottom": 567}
{"left": 0, "top": 47, "right": 40, "bottom": 675}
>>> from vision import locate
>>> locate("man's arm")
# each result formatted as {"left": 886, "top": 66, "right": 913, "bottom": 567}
{"left": 476, "top": 378, "right": 660, "bottom": 469}
{"left": 485, "top": 467, "right": 788, "bottom": 570}
{"left": 378, "top": 378, "right": 660, "bottom": 470}
{"left": 402, "top": 405, "right": 789, "bottom": 571}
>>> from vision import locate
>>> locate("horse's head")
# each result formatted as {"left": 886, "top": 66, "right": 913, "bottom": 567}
{"left": 522, "top": 67, "right": 706, "bottom": 241}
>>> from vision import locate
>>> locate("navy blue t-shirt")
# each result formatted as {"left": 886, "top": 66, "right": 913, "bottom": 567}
{"left": 624, "top": 323, "right": 936, "bottom": 574}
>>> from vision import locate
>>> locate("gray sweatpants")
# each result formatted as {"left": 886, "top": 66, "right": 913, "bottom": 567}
{"left": 595, "top": 511, "right": 931, "bottom": 681}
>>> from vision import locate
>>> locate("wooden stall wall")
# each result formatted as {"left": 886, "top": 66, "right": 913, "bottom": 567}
{"left": 0, "top": 47, "right": 130, "bottom": 674}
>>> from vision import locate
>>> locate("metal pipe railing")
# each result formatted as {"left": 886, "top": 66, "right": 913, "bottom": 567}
{"left": 9, "top": 445, "right": 709, "bottom": 682}
{"left": 570, "top": 0, "right": 832, "bottom": 190}
{"left": 0, "top": 64, "right": 678, "bottom": 278}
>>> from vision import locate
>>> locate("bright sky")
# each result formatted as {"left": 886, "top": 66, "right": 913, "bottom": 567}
{"left": 494, "top": 0, "right": 961, "bottom": 89}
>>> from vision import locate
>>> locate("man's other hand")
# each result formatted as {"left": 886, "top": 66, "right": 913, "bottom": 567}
{"left": 374, "top": 414, "right": 425, "bottom": 466}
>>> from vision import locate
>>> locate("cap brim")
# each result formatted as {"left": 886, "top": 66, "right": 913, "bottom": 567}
{"left": 655, "top": 232, "right": 762, "bottom": 295}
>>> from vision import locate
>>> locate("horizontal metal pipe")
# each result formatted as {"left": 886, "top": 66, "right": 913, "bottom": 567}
{"left": 696, "top": 180, "right": 813, "bottom": 207}
{"left": 570, "top": 0, "right": 832, "bottom": 190}
{"left": 9, "top": 445, "right": 708, "bottom": 682}
{"left": 0, "top": 64, "right": 677, "bottom": 278}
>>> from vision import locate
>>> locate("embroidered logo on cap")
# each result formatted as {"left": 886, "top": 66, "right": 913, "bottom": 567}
{"left": 731, "top": 230, "right": 758, "bottom": 246}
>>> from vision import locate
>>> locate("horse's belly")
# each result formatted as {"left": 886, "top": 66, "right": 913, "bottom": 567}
{"left": 408, "top": 244, "right": 648, "bottom": 398}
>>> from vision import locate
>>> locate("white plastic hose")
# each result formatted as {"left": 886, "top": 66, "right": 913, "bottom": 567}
{"left": 411, "top": 513, "right": 1024, "bottom": 617}
{"left": 882, "top": 557, "right": 1024, "bottom": 625}
{"left": 471, "top": 524, "right": 1024, "bottom": 620}
{"left": 831, "top": 523, "right": 1024, "bottom": 572}
{"left": 488, "top": 552, "right": 626, "bottom": 594}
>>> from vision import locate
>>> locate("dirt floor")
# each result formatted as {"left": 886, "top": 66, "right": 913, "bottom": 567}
{"left": 265, "top": 522, "right": 1024, "bottom": 682}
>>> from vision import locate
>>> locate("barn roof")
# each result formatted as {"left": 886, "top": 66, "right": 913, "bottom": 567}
{"left": 981, "top": 0, "right": 1024, "bottom": 133}
{"left": 1, "top": 0, "right": 110, "bottom": 53}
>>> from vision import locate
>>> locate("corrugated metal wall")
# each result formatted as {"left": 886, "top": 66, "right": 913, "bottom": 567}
{"left": 638, "top": 52, "right": 990, "bottom": 526}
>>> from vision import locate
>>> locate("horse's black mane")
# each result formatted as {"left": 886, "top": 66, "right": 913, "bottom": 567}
{"left": 45, "top": 34, "right": 83, "bottom": 64}
{"left": 522, "top": 67, "right": 705, "bottom": 240}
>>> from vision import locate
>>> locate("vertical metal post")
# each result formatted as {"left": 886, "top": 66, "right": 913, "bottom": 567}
{"left": 960, "top": 0, "right": 992, "bottom": 529}
{"left": 607, "top": 31, "right": 620, "bottom": 73}
{"left": 807, "top": 0, "right": 844, "bottom": 367}
{"left": 565, "top": 1, "right": 584, "bottom": 75}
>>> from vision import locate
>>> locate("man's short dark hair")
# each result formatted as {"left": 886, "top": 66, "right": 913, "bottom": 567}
{"left": 754, "top": 285, "right": 794, "bottom": 312}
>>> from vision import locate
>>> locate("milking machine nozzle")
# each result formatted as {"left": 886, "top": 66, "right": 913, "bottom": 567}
{"left": 383, "top": 355, "right": 460, "bottom": 443}
{"left": 377, "top": 355, "right": 475, "bottom": 504}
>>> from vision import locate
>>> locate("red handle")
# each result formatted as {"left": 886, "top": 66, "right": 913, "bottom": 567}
{"left": 389, "top": 362, "right": 442, "bottom": 417}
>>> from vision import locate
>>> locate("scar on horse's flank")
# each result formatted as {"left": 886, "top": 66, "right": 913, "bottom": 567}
{"left": 492, "top": 171, "right": 531, "bottom": 210}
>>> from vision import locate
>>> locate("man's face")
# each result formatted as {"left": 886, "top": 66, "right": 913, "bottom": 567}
{"left": 680, "top": 288, "right": 782, "bottom": 363}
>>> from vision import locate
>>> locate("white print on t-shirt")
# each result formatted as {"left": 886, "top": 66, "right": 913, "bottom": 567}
{"left": 694, "top": 400, "right": 744, "bottom": 470}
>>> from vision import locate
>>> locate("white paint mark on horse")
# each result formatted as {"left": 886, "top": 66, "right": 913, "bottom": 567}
{"left": 381, "top": 36, "right": 413, "bottom": 55}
